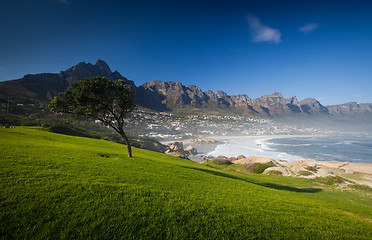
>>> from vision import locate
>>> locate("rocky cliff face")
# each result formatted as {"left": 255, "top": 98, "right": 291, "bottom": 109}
{"left": 299, "top": 98, "right": 329, "bottom": 114}
{"left": 136, "top": 81, "right": 229, "bottom": 110}
{"left": 136, "top": 81, "right": 332, "bottom": 116}
{"left": 327, "top": 102, "right": 372, "bottom": 115}
{"left": 0, "top": 59, "right": 135, "bottom": 102}
{"left": 253, "top": 93, "right": 292, "bottom": 115}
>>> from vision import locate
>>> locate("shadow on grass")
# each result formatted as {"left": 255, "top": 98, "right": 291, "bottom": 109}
{"left": 183, "top": 166, "right": 322, "bottom": 193}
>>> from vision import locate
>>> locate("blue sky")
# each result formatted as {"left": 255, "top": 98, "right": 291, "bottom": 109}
{"left": 0, "top": 0, "right": 371, "bottom": 105}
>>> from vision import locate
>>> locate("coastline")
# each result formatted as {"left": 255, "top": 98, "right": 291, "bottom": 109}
{"left": 162, "top": 134, "right": 372, "bottom": 186}
{"left": 203, "top": 135, "right": 319, "bottom": 162}
{"left": 161, "top": 134, "right": 328, "bottom": 163}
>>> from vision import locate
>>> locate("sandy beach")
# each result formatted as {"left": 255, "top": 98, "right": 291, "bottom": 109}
{"left": 164, "top": 135, "right": 372, "bottom": 187}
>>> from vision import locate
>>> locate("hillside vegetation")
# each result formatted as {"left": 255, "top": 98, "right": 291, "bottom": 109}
{"left": 1, "top": 127, "right": 371, "bottom": 239}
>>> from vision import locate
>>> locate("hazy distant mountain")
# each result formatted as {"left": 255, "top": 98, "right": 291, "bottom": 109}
{"left": 327, "top": 102, "right": 372, "bottom": 115}
{"left": 0, "top": 59, "right": 135, "bottom": 103}
{"left": 136, "top": 81, "right": 332, "bottom": 117}
{"left": 0, "top": 60, "right": 371, "bottom": 118}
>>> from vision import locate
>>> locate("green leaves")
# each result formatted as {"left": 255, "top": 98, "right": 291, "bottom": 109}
{"left": 48, "top": 76, "right": 135, "bottom": 125}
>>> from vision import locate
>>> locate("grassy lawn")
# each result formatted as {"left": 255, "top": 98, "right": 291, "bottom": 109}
{"left": 1, "top": 127, "right": 371, "bottom": 239}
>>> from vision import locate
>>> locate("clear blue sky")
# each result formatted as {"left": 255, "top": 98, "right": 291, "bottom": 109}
{"left": 1, "top": 0, "right": 371, "bottom": 105}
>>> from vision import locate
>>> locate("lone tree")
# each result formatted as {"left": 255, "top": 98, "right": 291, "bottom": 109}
{"left": 48, "top": 76, "right": 136, "bottom": 157}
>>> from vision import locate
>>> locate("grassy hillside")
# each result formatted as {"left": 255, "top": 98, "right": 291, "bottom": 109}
{"left": 1, "top": 127, "right": 371, "bottom": 239}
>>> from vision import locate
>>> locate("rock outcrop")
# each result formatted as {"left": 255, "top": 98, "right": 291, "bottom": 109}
{"left": 134, "top": 139, "right": 168, "bottom": 153}
{"left": 192, "top": 137, "right": 217, "bottom": 144}
{"left": 186, "top": 145, "right": 198, "bottom": 155}
{"left": 165, "top": 142, "right": 189, "bottom": 159}
{"left": 233, "top": 156, "right": 279, "bottom": 165}
{"left": 263, "top": 166, "right": 291, "bottom": 176}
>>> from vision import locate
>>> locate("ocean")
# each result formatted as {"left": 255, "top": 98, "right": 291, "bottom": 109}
{"left": 206, "top": 135, "right": 372, "bottom": 164}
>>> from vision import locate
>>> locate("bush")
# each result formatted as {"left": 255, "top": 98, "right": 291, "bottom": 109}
{"left": 212, "top": 159, "right": 233, "bottom": 165}
{"left": 315, "top": 176, "right": 347, "bottom": 185}
{"left": 266, "top": 170, "right": 282, "bottom": 176}
{"left": 305, "top": 166, "right": 318, "bottom": 173}
{"left": 244, "top": 162, "right": 275, "bottom": 174}
{"left": 48, "top": 122, "right": 93, "bottom": 138}
{"left": 0, "top": 112, "right": 21, "bottom": 126}
{"left": 350, "top": 184, "right": 372, "bottom": 192}
{"left": 129, "top": 140, "right": 142, "bottom": 148}
{"left": 298, "top": 170, "right": 313, "bottom": 176}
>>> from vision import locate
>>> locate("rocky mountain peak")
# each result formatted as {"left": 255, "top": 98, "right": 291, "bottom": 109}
{"left": 215, "top": 91, "right": 228, "bottom": 98}
{"left": 286, "top": 96, "right": 299, "bottom": 105}
{"left": 95, "top": 58, "right": 108, "bottom": 67}
{"left": 64, "top": 61, "right": 92, "bottom": 73}
{"left": 59, "top": 60, "right": 134, "bottom": 87}
{"left": 285, "top": 96, "right": 301, "bottom": 113}
{"left": 94, "top": 59, "right": 112, "bottom": 76}
{"left": 271, "top": 92, "right": 284, "bottom": 97}
{"left": 299, "top": 98, "right": 328, "bottom": 114}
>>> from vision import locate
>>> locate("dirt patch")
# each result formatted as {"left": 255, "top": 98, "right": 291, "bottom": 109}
{"left": 343, "top": 211, "right": 372, "bottom": 223}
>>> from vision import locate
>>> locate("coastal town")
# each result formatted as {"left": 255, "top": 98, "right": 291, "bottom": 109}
{"left": 124, "top": 109, "right": 330, "bottom": 141}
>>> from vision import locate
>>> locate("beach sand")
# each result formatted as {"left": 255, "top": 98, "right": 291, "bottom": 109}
{"left": 167, "top": 135, "right": 372, "bottom": 187}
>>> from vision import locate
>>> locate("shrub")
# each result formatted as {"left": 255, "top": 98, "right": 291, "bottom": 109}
{"left": 298, "top": 170, "right": 313, "bottom": 176}
{"left": 305, "top": 166, "right": 318, "bottom": 173}
{"left": 315, "top": 176, "right": 347, "bottom": 185}
{"left": 48, "top": 122, "right": 93, "bottom": 138}
{"left": 266, "top": 170, "right": 282, "bottom": 176}
{"left": 350, "top": 184, "right": 372, "bottom": 192}
{"left": 244, "top": 162, "right": 275, "bottom": 174}
{"left": 212, "top": 159, "right": 233, "bottom": 165}
{"left": 129, "top": 140, "right": 142, "bottom": 148}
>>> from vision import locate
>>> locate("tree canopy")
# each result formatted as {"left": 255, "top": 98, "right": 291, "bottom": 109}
{"left": 48, "top": 76, "right": 136, "bottom": 157}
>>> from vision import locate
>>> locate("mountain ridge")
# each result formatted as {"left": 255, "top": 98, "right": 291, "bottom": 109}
{"left": 136, "top": 81, "right": 332, "bottom": 116}
{"left": 0, "top": 59, "right": 135, "bottom": 103}
{"left": 1, "top": 60, "right": 371, "bottom": 117}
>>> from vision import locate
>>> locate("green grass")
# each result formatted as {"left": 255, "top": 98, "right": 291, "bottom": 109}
{"left": 1, "top": 127, "right": 372, "bottom": 239}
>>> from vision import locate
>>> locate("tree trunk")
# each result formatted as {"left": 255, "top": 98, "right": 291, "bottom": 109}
{"left": 120, "top": 129, "right": 132, "bottom": 158}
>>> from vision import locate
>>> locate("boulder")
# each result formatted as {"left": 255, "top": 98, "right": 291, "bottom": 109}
{"left": 165, "top": 142, "right": 188, "bottom": 159}
{"left": 193, "top": 137, "right": 217, "bottom": 144}
{"left": 166, "top": 151, "right": 189, "bottom": 159}
{"left": 135, "top": 139, "right": 168, "bottom": 153}
{"left": 285, "top": 160, "right": 335, "bottom": 177}
{"left": 167, "top": 142, "right": 184, "bottom": 152}
{"left": 186, "top": 145, "right": 198, "bottom": 155}
{"left": 263, "top": 166, "right": 291, "bottom": 176}
{"left": 287, "top": 160, "right": 317, "bottom": 175}
{"left": 316, "top": 166, "right": 332, "bottom": 177}
{"left": 235, "top": 156, "right": 278, "bottom": 166}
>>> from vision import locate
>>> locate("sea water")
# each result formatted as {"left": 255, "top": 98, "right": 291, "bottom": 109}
{"left": 207, "top": 135, "right": 372, "bottom": 164}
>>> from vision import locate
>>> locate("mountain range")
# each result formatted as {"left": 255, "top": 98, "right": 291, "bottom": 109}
{"left": 1, "top": 60, "right": 371, "bottom": 118}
